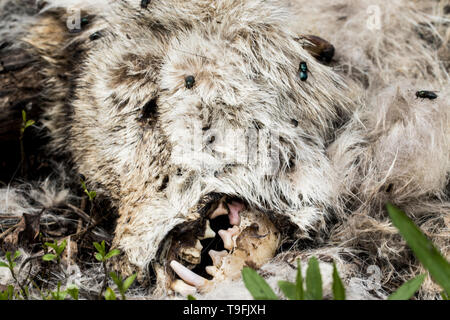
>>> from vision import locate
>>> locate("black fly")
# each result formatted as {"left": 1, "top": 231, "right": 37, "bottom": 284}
{"left": 141, "top": 0, "right": 150, "bottom": 9}
{"left": 185, "top": 75, "right": 196, "bottom": 89}
{"left": 415, "top": 90, "right": 438, "bottom": 100}
{"left": 299, "top": 61, "right": 308, "bottom": 81}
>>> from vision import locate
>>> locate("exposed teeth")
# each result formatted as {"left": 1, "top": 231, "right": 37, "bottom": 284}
{"left": 179, "top": 240, "right": 203, "bottom": 264}
{"left": 199, "top": 220, "right": 215, "bottom": 240}
{"left": 205, "top": 266, "right": 218, "bottom": 277}
{"left": 170, "top": 260, "right": 209, "bottom": 288}
{"left": 171, "top": 279, "right": 197, "bottom": 296}
{"left": 195, "top": 239, "right": 203, "bottom": 251}
{"left": 208, "top": 249, "right": 228, "bottom": 267}
{"left": 210, "top": 199, "right": 228, "bottom": 219}
{"left": 218, "top": 226, "right": 240, "bottom": 250}
{"left": 227, "top": 201, "right": 244, "bottom": 226}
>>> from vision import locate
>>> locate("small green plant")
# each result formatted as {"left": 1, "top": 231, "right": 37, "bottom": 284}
{"left": 386, "top": 203, "right": 450, "bottom": 298}
{"left": 108, "top": 272, "right": 137, "bottom": 300}
{"left": 19, "top": 110, "right": 35, "bottom": 176}
{"left": 0, "top": 251, "right": 29, "bottom": 299}
{"left": 93, "top": 241, "right": 121, "bottom": 299}
{"left": 46, "top": 283, "right": 79, "bottom": 300}
{"left": 21, "top": 110, "right": 35, "bottom": 135}
{"left": 43, "top": 239, "right": 67, "bottom": 263}
{"left": 242, "top": 203, "right": 450, "bottom": 300}
{"left": 242, "top": 267, "right": 278, "bottom": 300}
{"left": 388, "top": 274, "right": 426, "bottom": 300}
{"left": 243, "top": 256, "right": 346, "bottom": 300}
{"left": 332, "top": 262, "right": 346, "bottom": 300}
{"left": 104, "top": 287, "right": 117, "bottom": 300}
{"left": 93, "top": 241, "right": 120, "bottom": 263}
{"left": 0, "top": 251, "right": 20, "bottom": 270}
{"left": 81, "top": 179, "right": 97, "bottom": 201}
{"left": 50, "top": 282, "right": 67, "bottom": 300}
{"left": 65, "top": 284, "right": 79, "bottom": 300}
{"left": 0, "top": 285, "right": 14, "bottom": 300}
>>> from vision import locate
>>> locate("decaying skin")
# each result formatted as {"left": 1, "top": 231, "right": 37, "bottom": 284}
{"left": 0, "top": 0, "right": 449, "bottom": 299}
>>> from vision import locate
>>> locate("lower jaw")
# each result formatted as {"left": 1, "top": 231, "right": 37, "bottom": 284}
{"left": 152, "top": 194, "right": 282, "bottom": 296}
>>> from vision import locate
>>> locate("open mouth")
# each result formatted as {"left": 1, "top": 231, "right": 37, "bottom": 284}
{"left": 154, "top": 194, "right": 281, "bottom": 296}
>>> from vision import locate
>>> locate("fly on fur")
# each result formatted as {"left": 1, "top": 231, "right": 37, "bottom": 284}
{"left": 415, "top": 90, "right": 438, "bottom": 100}
{"left": 141, "top": 0, "right": 150, "bottom": 9}
{"left": 299, "top": 62, "right": 308, "bottom": 81}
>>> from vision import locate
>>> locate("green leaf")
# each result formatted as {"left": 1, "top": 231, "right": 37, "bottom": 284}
{"left": 22, "top": 110, "right": 26, "bottom": 122}
{"left": 88, "top": 191, "right": 97, "bottom": 200}
{"left": 388, "top": 274, "right": 426, "bottom": 300}
{"left": 0, "top": 262, "right": 9, "bottom": 268}
{"left": 441, "top": 292, "right": 449, "bottom": 300}
{"left": 387, "top": 203, "right": 450, "bottom": 295}
{"left": 332, "top": 263, "right": 346, "bottom": 300}
{"left": 295, "top": 259, "right": 304, "bottom": 300}
{"left": 56, "top": 240, "right": 67, "bottom": 255}
{"left": 0, "top": 285, "right": 14, "bottom": 300}
{"left": 51, "top": 291, "right": 67, "bottom": 300}
{"left": 93, "top": 242, "right": 104, "bottom": 255}
{"left": 42, "top": 254, "right": 57, "bottom": 262}
{"left": 105, "top": 287, "right": 116, "bottom": 300}
{"left": 305, "top": 257, "right": 322, "bottom": 300}
{"left": 123, "top": 273, "right": 137, "bottom": 292}
{"left": 66, "top": 285, "right": 79, "bottom": 300}
{"left": 13, "top": 251, "right": 21, "bottom": 261}
{"left": 80, "top": 179, "right": 87, "bottom": 191}
{"left": 187, "top": 295, "right": 196, "bottom": 300}
{"left": 24, "top": 120, "right": 35, "bottom": 129}
{"left": 242, "top": 267, "right": 278, "bottom": 300}
{"left": 278, "top": 281, "right": 297, "bottom": 300}
{"left": 45, "top": 241, "right": 58, "bottom": 251}
{"left": 94, "top": 252, "right": 103, "bottom": 262}
{"left": 105, "top": 249, "right": 121, "bottom": 260}
{"left": 109, "top": 272, "right": 122, "bottom": 288}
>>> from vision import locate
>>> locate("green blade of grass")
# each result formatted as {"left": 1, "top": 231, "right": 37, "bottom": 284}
{"left": 42, "top": 254, "right": 57, "bottom": 262}
{"left": 388, "top": 274, "right": 426, "bottom": 300}
{"left": 305, "top": 257, "right": 322, "bottom": 300}
{"left": 123, "top": 274, "right": 137, "bottom": 292}
{"left": 295, "top": 259, "right": 304, "bottom": 300}
{"left": 386, "top": 203, "right": 450, "bottom": 295}
{"left": 105, "top": 287, "right": 116, "bottom": 300}
{"left": 242, "top": 267, "right": 278, "bottom": 300}
{"left": 332, "top": 263, "right": 346, "bottom": 300}
{"left": 278, "top": 281, "right": 297, "bottom": 300}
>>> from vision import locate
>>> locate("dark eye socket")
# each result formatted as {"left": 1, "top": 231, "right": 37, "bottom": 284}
{"left": 185, "top": 75, "right": 196, "bottom": 89}
{"left": 140, "top": 98, "right": 158, "bottom": 123}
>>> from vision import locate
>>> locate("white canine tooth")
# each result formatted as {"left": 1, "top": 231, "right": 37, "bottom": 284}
{"left": 205, "top": 266, "right": 218, "bottom": 277}
{"left": 170, "top": 260, "right": 209, "bottom": 288}
{"left": 208, "top": 250, "right": 228, "bottom": 267}
{"left": 218, "top": 226, "right": 240, "bottom": 250}
{"left": 171, "top": 279, "right": 197, "bottom": 296}
{"left": 210, "top": 200, "right": 228, "bottom": 219}
{"left": 195, "top": 239, "right": 203, "bottom": 251}
{"left": 199, "top": 220, "right": 216, "bottom": 240}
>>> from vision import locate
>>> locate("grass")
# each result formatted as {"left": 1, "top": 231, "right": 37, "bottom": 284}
{"left": 0, "top": 240, "right": 136, "bottom": 300}
{"left": 241, "top": 203, "right": 450, "bottom": 300}
{"left": 1, "top": 201, "right": 448, "bottom": 300}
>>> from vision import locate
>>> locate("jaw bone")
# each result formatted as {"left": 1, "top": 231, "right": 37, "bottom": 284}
{"left": 169, "top": 206, "right": 280, "bottom": 296}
